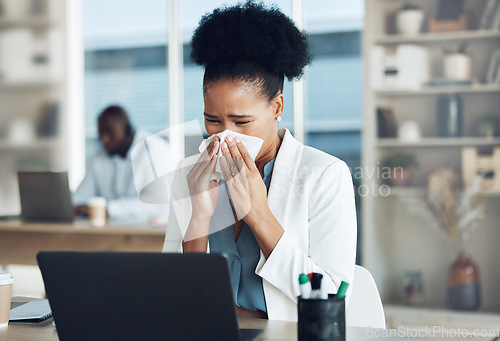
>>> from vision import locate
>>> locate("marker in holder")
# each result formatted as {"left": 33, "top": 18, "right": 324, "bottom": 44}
{"left": 298, "top": 295, "right": 346, "bottom": 341}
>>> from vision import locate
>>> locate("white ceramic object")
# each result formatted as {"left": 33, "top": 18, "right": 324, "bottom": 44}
{"left": 398, "top": 121, "right": 421, "bottom": 142}
{"left": 444, "top": 53, "right": 472, "bottom": 80}
{"left": 396, "top": 9, "right": 424, "bottom": 36}
{"left": 8, "top": 120, "right": 35, "bottom": 144}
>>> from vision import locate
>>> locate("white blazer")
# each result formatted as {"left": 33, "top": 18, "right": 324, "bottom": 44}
{"left": 162, "top": 128, "right": 357, "bottom": 321}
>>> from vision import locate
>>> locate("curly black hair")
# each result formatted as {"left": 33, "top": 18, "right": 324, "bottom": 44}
{"left": 191, "top": 1, "right": 311, "bottom": 102}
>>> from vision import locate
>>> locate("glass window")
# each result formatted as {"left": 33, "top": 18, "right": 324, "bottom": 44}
{"left": 83, "top": 0, "right": 169, "bottom": 160}
{"left": 303, "top": 0, "right": 364, "bottom": 166}
{"left": 82, "top": 0, "right": 364, "bottom": 173}
{"left": 303, "top": 0, "right": 364, "bottom": 263}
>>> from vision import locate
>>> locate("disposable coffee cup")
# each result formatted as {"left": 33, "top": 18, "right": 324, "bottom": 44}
{"left": 0, "top": 271, "right": 14, "bottom": 328}
{"left": 88, "top": 197, "right": 107, "bottom": 226}
{"left": 298, "top": 295, "right": 346, "bottom": 341}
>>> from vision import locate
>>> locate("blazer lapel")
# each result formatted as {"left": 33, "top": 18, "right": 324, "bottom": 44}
{"left": 267, "top": 129, "right": 303, "bottom": 230}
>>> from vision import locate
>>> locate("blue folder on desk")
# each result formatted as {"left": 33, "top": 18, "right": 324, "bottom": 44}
{"left": 37, "top": 252, "right": 262, "bottom": 341}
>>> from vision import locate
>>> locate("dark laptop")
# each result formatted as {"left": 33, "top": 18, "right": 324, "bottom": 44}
{"left": 37, "top": 252, "right": 263, "bottom": 341}
{"left": 17, "top": 171, "right": 73, "bottom": 222}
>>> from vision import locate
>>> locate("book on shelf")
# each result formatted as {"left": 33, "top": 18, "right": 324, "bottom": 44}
{"left": 480, "top": 0, "right": 500, "bottom": 30}
{"left": 377, "top": 107, "right": 397, "bottom": 138}
{"left": 436, "top": 0, "right": 464, "bottom": 21}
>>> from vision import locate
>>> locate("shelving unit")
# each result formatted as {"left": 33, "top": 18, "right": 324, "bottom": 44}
{"left": 0, "top": 139, "right": 59, "bottom": 151}
{"left": 376, "top": 137, "right": 500, "bottom": 148}
{"left": 0, "top": 81, "right": 60, "bottom": 90}
{"left": 375, "top": 29, "right": 500, "bottom": 44}
{"left": 0, "top": 18, "right": 54, "bottom": 29}
{"left": 383, "top": 186, "right": 500, "bottom": 199}
{"left": 375, "top": 84, "right": 500, "bottom": 96}
{"left": 385, "top": 304, "right": 500, "bottom": 331}
{"left": 383, "top": 187, "right": 425, "bottom": 197}
{"left": 362, "top": 0, "right": 500, "bottom": 320}
{"left": 0, "top": 0, "right": 68, "bottom": 216}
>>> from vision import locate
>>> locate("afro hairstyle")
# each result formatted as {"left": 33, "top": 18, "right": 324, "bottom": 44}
{"left": 190, "top": 1, "right": 312, "bottom": 101}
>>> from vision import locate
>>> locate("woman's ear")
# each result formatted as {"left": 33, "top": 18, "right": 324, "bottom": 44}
{"left": 272, "top": 93, "right": 284, "bottom": 118}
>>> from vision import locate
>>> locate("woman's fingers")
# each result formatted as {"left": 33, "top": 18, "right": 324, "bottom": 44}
{"left": 196, "top": 154, "right": 217, "bottom": 186}
{"left": 188, "top": 155, "right": 217, "bottom": 198}
{"left": 221, "top": 140, "right": 240, "bottom": 176}
{"left": 235, "top": 137, "right": 259, "bottom": 172}
{"left": 219, "top": 156, "right": 231, "bottom": 180}
{"left": 191, "top": 138, "right": 219, "bottom": 178}
{"left": 219, "top": 155, "right": 240, "bottom": 182}
{"left": 207, "top": 136, "right": 220, "bottom": 157}
{"left": 224, "top": 135, "right": 257, "bottom": 173}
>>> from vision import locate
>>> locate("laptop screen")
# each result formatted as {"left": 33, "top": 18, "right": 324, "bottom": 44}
{"left": 18, "top": 172, "right": 73, "bottom": 222}
{"left": 37, "top": 252, "right": 246, "bottom": 341}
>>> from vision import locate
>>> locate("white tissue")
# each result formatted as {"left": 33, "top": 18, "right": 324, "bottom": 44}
{"left": 198, "top": 130, "right": 264, "bottom": 180}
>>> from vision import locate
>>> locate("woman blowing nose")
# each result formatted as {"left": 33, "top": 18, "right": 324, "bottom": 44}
{"left": 163, "top": 2, "right": 357, "bottom": 321}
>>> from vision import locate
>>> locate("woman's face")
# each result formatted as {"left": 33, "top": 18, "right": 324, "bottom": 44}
{"left": 203, "top": 79, "right": 284, "bottom": 161}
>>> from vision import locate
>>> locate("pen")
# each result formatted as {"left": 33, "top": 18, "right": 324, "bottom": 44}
{"left": 310, "top": 273, "right": 324, "bottom": 299}
{"left": 319, "top": 279, "right": 328, "bottom": 299}
{"left": 335, "top": 281, "right": 349, "bottom": 298}
{"left": 298, "top": 274, "right": 311, "bottom": 299}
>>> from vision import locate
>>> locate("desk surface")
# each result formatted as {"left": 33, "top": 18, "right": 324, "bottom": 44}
{"left": 0, "top": 220, "right": 166, "bottom": 265}
{"left": 0, "top": 219, "right": 165, "bottom": 234}
{"left": 2, "top": 298, "right": 495, "bottom": 341}
{"left": 1, "top": 317, "right": 492, "bottom": 341}
{"left": 3, "top": 317, "right": 297, "bottom": 341}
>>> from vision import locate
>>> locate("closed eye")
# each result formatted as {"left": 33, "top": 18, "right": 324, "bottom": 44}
{"left": 235, "top": 121, "right": 251, "bottom": 125}
{"left": 205, "top": 118, "right": 220, "bottom": 123}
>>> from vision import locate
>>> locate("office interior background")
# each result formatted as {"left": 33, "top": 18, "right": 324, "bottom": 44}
{"left": 1, "top": 0, "right": 500, "bottom": 331}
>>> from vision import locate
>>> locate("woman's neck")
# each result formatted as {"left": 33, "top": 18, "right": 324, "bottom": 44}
{"left": 255, "top": 133, "right": 282, "bottom": 177}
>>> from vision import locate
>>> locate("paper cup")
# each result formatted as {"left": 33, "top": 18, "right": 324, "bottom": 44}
{"left": 0, "top": 271, "right": 14, "bottom": 328}
{"left": 88, "top": 197, "right": 107, "bottom": 226}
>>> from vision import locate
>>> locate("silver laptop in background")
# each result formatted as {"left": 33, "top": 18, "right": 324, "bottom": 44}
{"left": 17, "top": 171, "right": 73, "bottom": 222}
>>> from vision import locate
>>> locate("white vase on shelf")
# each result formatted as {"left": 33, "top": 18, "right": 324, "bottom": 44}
{"left": 444, "top": 53, "right": 472, "bottom": 81}
{"left": 396, "top": 9, "right": 425, "bottom": 36}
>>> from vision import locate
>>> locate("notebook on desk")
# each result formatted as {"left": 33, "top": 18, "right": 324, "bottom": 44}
{"left": 37, "top": 252, "right": 263, "bottom": 341}
{"left": 10, "top": 300, "right": 52, "bottom": 323}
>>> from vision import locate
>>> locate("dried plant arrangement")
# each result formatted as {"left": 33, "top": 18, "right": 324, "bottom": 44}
{"left": 403, "top": 168, "right": 485, "bottom": 253}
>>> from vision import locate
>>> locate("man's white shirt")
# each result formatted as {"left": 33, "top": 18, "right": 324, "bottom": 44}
{"left": 73, "top": 130, "right": 169, "bottom": 221}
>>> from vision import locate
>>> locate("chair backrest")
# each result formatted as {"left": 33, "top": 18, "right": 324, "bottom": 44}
{"left": 346, "top": 265, "right": 386, "bottom": 329}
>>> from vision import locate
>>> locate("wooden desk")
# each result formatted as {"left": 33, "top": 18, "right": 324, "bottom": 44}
{"left": 0, "top": 220, "right": 166, "bottom": 265}
{"left": 1, "top": 317, "right": 493, "bottom": 341}
{"left": 0, "top": 315, "right": 373, "bottom": 341}
{"left": 1, "top": 299, "right": 494, "bottom": 341}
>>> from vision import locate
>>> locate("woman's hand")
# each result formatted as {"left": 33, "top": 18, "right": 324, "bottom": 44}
{"left": 219, "top": 135, "right": 284, "bottom": 259}
{"left": 219, "top": 136, "right": 269, "bottom": 226}
{"left": 183, "top": 137, "right": 220, "bottom": 251}
{"left": 186, "top": 137, "right": 220, "bottom": 226}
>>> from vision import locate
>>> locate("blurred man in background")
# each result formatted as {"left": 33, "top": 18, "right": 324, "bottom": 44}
{"left": 73, "top": 105, "right": 168, "bottom": 222}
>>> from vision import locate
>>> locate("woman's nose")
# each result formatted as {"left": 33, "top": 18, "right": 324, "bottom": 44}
{"left": 222, "top": 121, "right": 233, "bottom": 131}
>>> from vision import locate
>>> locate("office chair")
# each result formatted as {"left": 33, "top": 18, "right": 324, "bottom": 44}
{"left": 346, "top": 265, "right": 386, "bottom": 329}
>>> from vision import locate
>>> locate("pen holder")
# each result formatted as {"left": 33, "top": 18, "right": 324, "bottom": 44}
{"left": 298, "top": 295, "right": 346, "bottom": 341}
